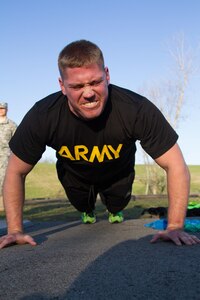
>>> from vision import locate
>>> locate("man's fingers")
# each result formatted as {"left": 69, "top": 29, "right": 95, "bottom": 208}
{"left": 22, "top": 235, "right": 37, "bottom": 246}
{"left": 150, "top": 232, "right": 162, "bottom": 243}
{"left": 150, "top": 232, "right": 182, "bottom": 246}
{"left": 179, "top": 234, "right": 200, "bottom": 246}
{"left": 0, "top": 233, "right": 37, "bottom": 249}
{"left": 170, "top": 236, "right": 182, "bottom": 246}
{"left": 0, "top": 234, "right": 16, "bottom": 248}
{"left": 150, "top": 229, "right": 200, "bottom": 246}
{"left": 0, "top": 238, "right": 14, "bottom": 249}
{"left": 150, "top": 231, "right": 172, "bottom": 243}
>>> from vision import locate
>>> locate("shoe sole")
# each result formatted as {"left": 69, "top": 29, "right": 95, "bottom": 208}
{"left": 82, "top": 218, "right": 96, "bottom": 224}
{"left": 109, "top": 218, "right": 124, "bottom": 224}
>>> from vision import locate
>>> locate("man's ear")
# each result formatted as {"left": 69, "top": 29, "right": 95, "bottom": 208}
{"left": 105, "top": 67, "right": 110, "bottom": 84}
{"left": 58, "top": 77, "right": 66, "bottom": 95}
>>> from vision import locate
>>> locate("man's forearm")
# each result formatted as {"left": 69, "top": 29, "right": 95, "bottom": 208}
{"left": 3, "top": 173, "right": 25, "bottom": 233}
{"left": 2, "top": 153, "right": 34, "bottom": 234}
{"left": 166, "top": 164, "right": 190, "bottom": 230}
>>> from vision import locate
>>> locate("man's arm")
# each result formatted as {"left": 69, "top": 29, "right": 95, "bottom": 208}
{"left": 0, "top": 153, "right": 37, "bottom": 249}
{"left": 151, "top": 143, "right": 200, "bottom": 245}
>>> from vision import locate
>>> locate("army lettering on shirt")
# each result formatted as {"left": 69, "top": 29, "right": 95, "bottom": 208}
{"left": 58, "top": 144, "right": 123, "bottom": 163}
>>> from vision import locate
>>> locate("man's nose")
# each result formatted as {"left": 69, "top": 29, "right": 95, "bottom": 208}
{"left": 82, "top": 86, "right": 95, "bottom": 98}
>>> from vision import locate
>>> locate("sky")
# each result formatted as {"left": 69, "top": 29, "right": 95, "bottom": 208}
{"left": 1, "top": 0, "right": 200, "bottom": 165}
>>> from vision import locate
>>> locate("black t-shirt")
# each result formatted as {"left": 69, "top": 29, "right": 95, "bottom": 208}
{"left": 9, "top": 84, "right": 178, "bottom": 185}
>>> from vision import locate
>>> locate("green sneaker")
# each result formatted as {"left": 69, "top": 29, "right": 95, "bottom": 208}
{"left": 81, "top": 212, "right": 96, "bottom": 224}
{"left": 108, "top": 211, "right": 124, "bottom": 223}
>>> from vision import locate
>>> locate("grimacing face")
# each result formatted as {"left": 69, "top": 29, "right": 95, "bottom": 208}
{"left": 59, "top": 63, "right": 110, "bottom": 120}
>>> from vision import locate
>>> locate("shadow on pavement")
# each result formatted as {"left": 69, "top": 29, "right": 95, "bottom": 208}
{"left": 16, "top": 234, "right": 200, "bottom": 300}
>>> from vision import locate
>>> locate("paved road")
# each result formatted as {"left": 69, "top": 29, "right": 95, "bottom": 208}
{"left": 1, "top": 218, "right": 200, "bottom": 300}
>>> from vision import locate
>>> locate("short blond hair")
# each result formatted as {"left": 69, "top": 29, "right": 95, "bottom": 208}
{"left": 58, "top": 40, "right": 105, "bottom": 77}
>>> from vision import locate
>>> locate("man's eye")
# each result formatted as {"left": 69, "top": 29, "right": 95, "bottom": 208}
{"left": 91, "top": 80, "right": 103, "bottom": 86}
{"left": 69, "top": 80, "right": 103, "bottom": 90}
{"left": 71, "top": 85, "right": 83, "bottom": 90}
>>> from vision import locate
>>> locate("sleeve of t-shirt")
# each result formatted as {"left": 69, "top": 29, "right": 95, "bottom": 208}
{"left": 9, "top": 104, "right": 47, "bottom": 165}
{"left": 134, "top": 98, "right": 178, "bottom": 159}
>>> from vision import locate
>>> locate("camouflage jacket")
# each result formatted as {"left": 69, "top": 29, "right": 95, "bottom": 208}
{"left": 0, "top": 118, "right": 17, "bottom": 156}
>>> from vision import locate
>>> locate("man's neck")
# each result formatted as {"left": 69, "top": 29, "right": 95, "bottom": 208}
{"left": 0, "top": 116, "right": 7, "bottom": 123}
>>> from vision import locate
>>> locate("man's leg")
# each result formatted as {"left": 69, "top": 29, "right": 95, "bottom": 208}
{"left": 56, "top": 163, "right": 97, "bottom": 213}
{"left": 64, "top": 184, "right": 98, "bottom": 224}
{"left": 64, "top": 184, "right": 97, "bottom": 214}
{"left": 99, "top": 172, "right": 134, "bottom": 222}
{"left": 57, "top": 167, "right": 97, "bottom": 223}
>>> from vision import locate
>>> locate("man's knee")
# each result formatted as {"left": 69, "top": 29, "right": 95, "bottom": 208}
{"left": 99, "top": 190, "right": 132, "bottom": 213}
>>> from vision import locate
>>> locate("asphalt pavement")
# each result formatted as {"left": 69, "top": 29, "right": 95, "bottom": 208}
{"left": 1, "top": 218, "right": 200, "bottom": 300}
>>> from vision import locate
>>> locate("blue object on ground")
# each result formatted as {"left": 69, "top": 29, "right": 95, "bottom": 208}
{"left": 184, "top": 219, "right": 200, "bottom": 232}
{"left": 144, "top": 218, "right": 200, "bottom": 232}
{"left": 144, "top": 219, "right": 168, "bottom": 230}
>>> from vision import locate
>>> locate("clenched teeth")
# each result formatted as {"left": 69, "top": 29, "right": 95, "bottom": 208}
{"left": 81, "top": 101, "right": 98, "bottom": 108}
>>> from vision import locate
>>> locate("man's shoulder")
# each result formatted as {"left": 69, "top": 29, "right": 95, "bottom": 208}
{"left": 0, "top": 118, "right": 17, "bottom": 128}
{"left": 109, "top": 84, "right": 149, "bottom": 113}
{"left": 109, "top": 84, "right": 145, "bottom": 104}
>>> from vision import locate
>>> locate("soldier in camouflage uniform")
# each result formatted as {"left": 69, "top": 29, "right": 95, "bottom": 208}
{"left": 0, "top": 102, "right": 17, "bottom": 210}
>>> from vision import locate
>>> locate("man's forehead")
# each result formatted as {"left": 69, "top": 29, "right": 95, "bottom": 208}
{"left": 64, "top": 66, "right": 105, "bottom": 83}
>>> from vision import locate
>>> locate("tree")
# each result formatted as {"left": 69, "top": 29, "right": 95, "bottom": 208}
{"left": 139, "top": 33, "right": 197, "bottom": 194}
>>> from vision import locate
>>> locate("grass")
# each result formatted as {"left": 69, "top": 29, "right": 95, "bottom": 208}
{"left": 188, "top": 165, "right": 200, "bottom": 193}
{"left": 25, "top": 163, "right": 66, "bottom": 199}
{"left": 25, "top": 163, "right": 200, "bottom": 199}
{"left": 0, "top": 162, "right": 199, "bottom": 222}
{"left": 0, "top": 197, "right": 169, "bottom": 222}
{"left": 1, "top": 196, "right": 200, "bottom": 223}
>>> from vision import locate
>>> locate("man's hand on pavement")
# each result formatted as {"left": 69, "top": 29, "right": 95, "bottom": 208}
{"left": 0, "top": 232, "right": 37, "bottom": 249}
{"left": 151, "top": 229, "right": 200, "bottom": 246}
